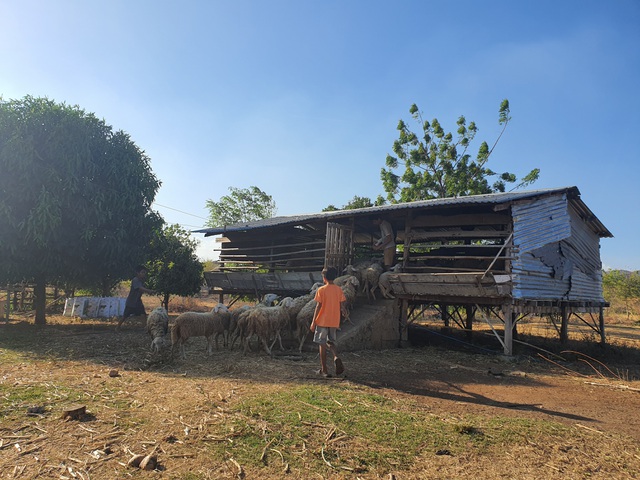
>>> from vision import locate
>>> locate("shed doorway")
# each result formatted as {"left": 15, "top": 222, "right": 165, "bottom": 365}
{"left": 324, "top": 222, "right": 354, "bottom": 272}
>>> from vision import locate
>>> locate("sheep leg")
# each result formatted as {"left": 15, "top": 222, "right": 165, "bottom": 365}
{"left": 260, "top": 336, "right": 272, "bottom": 357}
{"left": 298, "top": 330, "right": 309, "bottom": 353}
{"left": 242, "top": 335, "right": 251, "bottom": 355}
{"left": 268, "top": 331, "right": 284, "bottom": 352}
{"left": 343, "top": 311, "right": 354, "bottom": 325}
{"left": 229, "top": 331, "right": 240, "bottom": 350}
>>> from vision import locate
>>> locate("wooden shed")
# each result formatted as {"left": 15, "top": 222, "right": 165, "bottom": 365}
{"left": 196, "top": 186, "right": 612, "bottom": 355}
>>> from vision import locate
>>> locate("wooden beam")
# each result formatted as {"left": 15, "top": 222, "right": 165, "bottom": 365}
{"left": 410, "top": 213, "right": 510, "bottom": 228}
{"left": 409, "top": 231, "right": 510, "bottom": 240}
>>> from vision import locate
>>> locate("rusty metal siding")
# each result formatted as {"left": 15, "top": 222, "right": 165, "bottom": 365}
{"left": 511, "top": 193, "right": 604, "bottom": 302}
{"left": 564, "top": 206, "right": 604, "bottom": 301}
{"left": 512, "top": 193, "right": 572, "bottom": 253}
{"left": 512, "top": 252, "right": 571, "bottom": 299}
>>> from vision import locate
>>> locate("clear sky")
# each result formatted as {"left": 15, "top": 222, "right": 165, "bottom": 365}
{"left": 2, "top": 1, "right": 639, "bottom": 270}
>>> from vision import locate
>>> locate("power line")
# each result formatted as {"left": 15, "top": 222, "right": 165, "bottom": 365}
{"left": 153, "top": 202, "right": 209, "bottom": 220}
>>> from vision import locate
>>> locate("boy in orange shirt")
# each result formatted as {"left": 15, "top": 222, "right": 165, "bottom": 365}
{"left": 310, "top": 266, "right": 347, "bottom": 377}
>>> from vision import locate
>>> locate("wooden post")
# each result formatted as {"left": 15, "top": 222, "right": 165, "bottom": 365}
{"left": 441, "top": 304, "right": 449, "bottom": 328}
{"left": 465, "top": 305, "right": 474, "bottom": 339}
{"left": 402, "top": 211, "right": 412, "bottom": 269}
{"left": 560, "top": 305, "right": 569, "bottom": 344}
{"left": 599, "top": 306, "right": 606, "bottom": 346}
{"left": 503, "top": 303, "right": 513, "bottom": 356}
{"left": 400, "top": 298, "right": 409, "bottom": 346}
{"left": 4, "top": 284, "right": 9, "bottom": 322}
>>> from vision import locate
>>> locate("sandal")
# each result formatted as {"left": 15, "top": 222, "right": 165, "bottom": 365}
{"left": 334, "top": 357, "right": 344, "bottom": 376}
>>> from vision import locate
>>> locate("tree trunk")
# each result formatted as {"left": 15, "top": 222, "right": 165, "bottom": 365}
{"left": 34, "top": 279, "right": 47, "bottom": 325}
{"left": 101, "top": 277, "right": 111, "bottom": 297}
{"left": 162, "top": 293, "right": 170, "bottom": 312}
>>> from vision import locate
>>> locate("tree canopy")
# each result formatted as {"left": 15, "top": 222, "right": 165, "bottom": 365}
{"left": 0, "top": 96, "right": 162, "bottom": 323}
{"left": 381, "top": 100, "right": 539, "bottom": 202}
{"left": 146, "top": 224, "right": 203, "bottom": 310}
{"left": 603, "top": 269, "right": 640, "bottom": 320}
{"left": 323, "top": 195, "right": 385, "bottom": 212}
{"left": 205, "top": 186, "right": 276, "bottom": 227}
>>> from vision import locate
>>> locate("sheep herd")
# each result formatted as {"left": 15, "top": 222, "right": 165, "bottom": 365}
{"left": 145, "top": 260, "right": 401, "bottom": 359}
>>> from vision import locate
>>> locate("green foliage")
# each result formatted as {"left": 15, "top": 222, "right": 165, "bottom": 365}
{"left": 0, "top": 96, "right": 162, "bottom": 323}
{"left": 146, "top": 224, "right": 204, "bottom": 310}
{"left": 381, "top": 100, "right": 540, "bottom": 202}
{"left": 323, "top": 195, "right": 386, "bottom": 212}
{"left": 205, "top": 186, "right": 276, "bottom": 227}
{"left": 603, "top": 269, "right": 640, "bottom": 320}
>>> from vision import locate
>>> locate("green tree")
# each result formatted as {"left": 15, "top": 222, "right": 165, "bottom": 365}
{"left": 381, "top": 100, "right": 539, "bottom": 202}
{"left": 205, "top": 186, "right": 276, "bottom": 227}
{"left": 603, "top": 269, "right": 640, "bottom": 320}
{"left": 146, "top": 224, "right": 204, "bottom": 310}
{"left": 323, "top": 195, "right": 386, "bottom": 212}
{"left": 0, "top": 96, "right": 162, "bottom": 324}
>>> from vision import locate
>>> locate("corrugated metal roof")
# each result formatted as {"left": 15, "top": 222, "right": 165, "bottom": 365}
{"left": 195, "top": 186, "right": 613, "bottom": 238}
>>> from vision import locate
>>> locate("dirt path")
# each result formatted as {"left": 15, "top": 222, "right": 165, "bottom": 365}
{"left": 337, "top": 349, "right": 640, "bottom": 442}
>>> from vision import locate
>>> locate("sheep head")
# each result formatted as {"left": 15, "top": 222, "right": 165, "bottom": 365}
{"left": 211, "top": 303, "right": 229, "bottom": 313}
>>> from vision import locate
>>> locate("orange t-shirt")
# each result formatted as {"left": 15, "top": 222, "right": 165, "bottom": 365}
{"left": 313, "top": 283, "right": 346, "bottom": 328}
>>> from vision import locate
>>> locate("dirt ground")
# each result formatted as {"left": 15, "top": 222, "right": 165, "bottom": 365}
{"left": 1, "top": 298, "right": 640, "bottom": 479}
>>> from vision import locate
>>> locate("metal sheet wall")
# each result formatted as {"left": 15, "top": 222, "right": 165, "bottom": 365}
{"left": 512, "top": 194, "right": 571, "bottom": 253}
{"left": 511, "top": 193, "right": 604, "bottom": 302}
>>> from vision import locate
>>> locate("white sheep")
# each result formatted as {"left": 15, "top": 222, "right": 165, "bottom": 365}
{"left": 261, "top": 293, "right": 280, "bottom": 306}
{"left": 343, "top": 259, "right": 375, "bottom": 285}
{"left": 338, "top": 275, "right": 359, "bottom": 323}
{"left": 228, "top": 294, "right": 290, "bottom": 350}
{"left": 378, "top": 263, "right": 402, "bottom": 299}
{"left": 146, "top": 306, "right": 169, "bottom": 353}
{"left": 295, "top": 297, "right": 318, "bottom": 352}
{"left": 362, "top": 262, "right": 384, "bottom": 301}
{"left": 170, "top": 303, "right": 231, "bottom": 358}
{"left": 240, "top": 297, "right": 295, "bottom": 355}
{"left": 228, "top": 305, "right": 252, "bottom": 348}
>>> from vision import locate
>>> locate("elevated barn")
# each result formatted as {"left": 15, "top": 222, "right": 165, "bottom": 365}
{"left": 197, "top": 186, "right": 612, "bottom": 354}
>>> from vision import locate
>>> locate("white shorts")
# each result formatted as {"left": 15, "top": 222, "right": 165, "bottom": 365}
{"left": 313, "top": 326, "right": 337, "bottom": 346}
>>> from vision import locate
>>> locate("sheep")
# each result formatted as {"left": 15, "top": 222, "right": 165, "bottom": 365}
{"left": 343, "top": 259, "right": 376, "bottom": 286}
{"left": 239, "top": 297, "right": 294, "bottom": 356}
{"left": 227, "top": 293, "right": 291, "bottom": 350}
{"left": 146, "top": 306, "right": 169, "bottom": 353}
{"left": 261, "top": 293, "right": 280, "bottom": 306}
{"left": 378, "top": 263, "right": 402, "bottom": 299}
{"left": 170, "top": 303, "right": 231, "bottom": 358}
{"left": 338, "top": 275, "right": 360, "bottom": 322}
{"left": 228, "top": 305, "right": 252, "bottom": 348}
{"left": 295, "top": 297, "right": 318, "bottom": 352}
{"left": 361, "top": 262, "right": 384, "bottom": 301}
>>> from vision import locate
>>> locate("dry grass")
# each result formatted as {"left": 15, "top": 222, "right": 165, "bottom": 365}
{"left": 1, "top": 295, "right": 640, "bottom": 479}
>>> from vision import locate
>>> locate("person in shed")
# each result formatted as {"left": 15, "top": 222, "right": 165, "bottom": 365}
{"left": 372, "top": 215, "right": 396, "bottom": 271}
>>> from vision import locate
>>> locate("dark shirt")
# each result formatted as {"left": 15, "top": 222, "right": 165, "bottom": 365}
{"left": 125, "top": 277, "right": 145, "bottom": 308}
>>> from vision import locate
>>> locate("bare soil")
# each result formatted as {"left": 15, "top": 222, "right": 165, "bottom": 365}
{"left": 1, "top": 296, "right": 640, "bottom": 479}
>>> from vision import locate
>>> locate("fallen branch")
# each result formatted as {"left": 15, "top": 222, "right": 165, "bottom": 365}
{"left": 298, "top": 401, "right": 332, "bottom": 415}
{"left": 260, "top": 438, "right": 275, "bottom": 463}
{"left": 575, "top": 423, "right": 605, "bottom": 434}
{"left": 320, "top": 446, "right": 335, "bottom": 469}
{"left": 228, "top": 457, "right": 245, "bottom": 479}
{"left": 584, "top": 382, "right": 640, "bottom": 393}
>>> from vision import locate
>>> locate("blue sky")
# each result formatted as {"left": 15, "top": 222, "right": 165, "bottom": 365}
{"left": 2, "top": 1, "right": 639, "bottom": 269}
